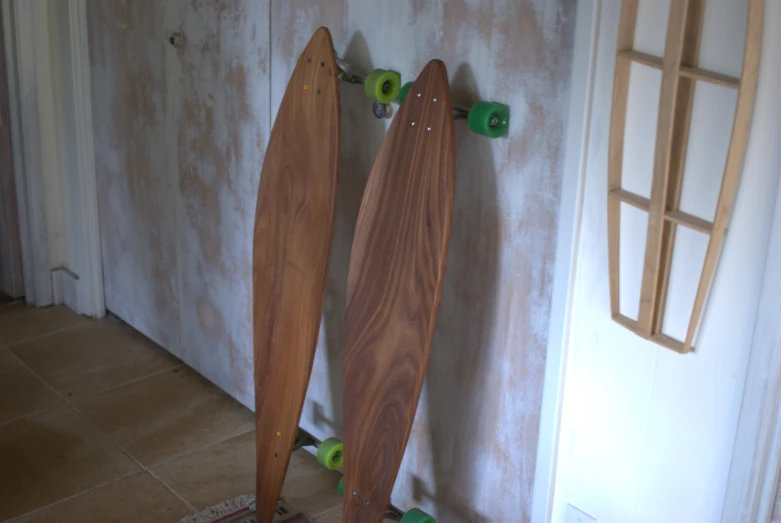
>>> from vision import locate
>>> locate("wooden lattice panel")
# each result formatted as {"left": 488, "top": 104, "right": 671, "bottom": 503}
{"left": 608, "top": 0, "right": 763, "bottom": 353}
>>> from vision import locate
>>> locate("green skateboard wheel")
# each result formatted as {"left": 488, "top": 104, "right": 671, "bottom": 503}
{"left": 398, "top": 81, "right": 414, "bottom": 104}
{"left": 337, "top": 476, "right": 344, "bottom": 496}
{"left": 364, "top": 69, "right": 401, "bottom": 103}
{"left": 316, "top": 437, "right": 343, "bottom": 470}
{"left": 401, "top": 508, "right": 436, "bottom": 523}
{"left": 467, "top": 101, "right": 510, "bottom": 138}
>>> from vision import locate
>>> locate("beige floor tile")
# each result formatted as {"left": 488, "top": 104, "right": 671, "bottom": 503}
{"left": 0, "top": 347, "right": 62, "bottom": 424}
{"left": 152, "top": 430, "right": 255, "bottom": 510}
{"left": 12, "top": 318, "right": 181, "bottom": 399}
{"left": 311, "top": 507, "right": 342, "bottom": 523}
{"left": 0, "top": 406, "right": 140, "bottom": 521}
{"left": 281, "top": 450, "right": 342, "bottom": 519}
{"left": 11, "top": 472, "right": 192, "bottom": 523}
{"left": 73, "top": 367, "right": 254, "bottom": 467}
{"left": 312, "top": 508, "right": 398, "bottom": 523}
{"left": 0, "top": 305, "right": 88, "bottom": 346}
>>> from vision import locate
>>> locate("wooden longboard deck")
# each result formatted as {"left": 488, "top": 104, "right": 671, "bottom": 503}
{"left": 341, "top": 60, "right": 455, "bottom": 523}
{"left": 253, "top": 27, "right": 340, "bottom": 523}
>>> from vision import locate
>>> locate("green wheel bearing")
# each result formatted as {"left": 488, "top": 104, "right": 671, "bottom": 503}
{"left": 337, "top": 476, "right": 344, "bottom": 496}
{"left": 400, "top": 508, "right": 436, "bottom": 523}
{"left": 467, "top": 101, "right": 510, "bottom": 138}
{"left": 398, "top": 81, "right": 414, "bottom": 105}
{"left": 364, "top": 69, "right": 401, "bottom": 104}
{"left": 316, "top": 437, "right": 343, "bottom": 470}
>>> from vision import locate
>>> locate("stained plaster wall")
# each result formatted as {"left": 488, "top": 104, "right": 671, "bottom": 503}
{"left": 88, "top": 1, "right": 576, "bottom": 520}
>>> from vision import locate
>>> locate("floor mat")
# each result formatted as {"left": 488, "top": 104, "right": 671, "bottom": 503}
{"left": 177, "top": 496, "right": 310, "bottom": 523}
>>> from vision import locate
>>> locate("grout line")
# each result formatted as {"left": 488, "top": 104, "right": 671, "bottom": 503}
{"left": 144, "top": 425, "right": 256, "bottom": 470}
{"left": 1, "top": 314, "right": 254, "bottom": 521}
{"left": 0, "top": 358, "right": 185, "bottom": 427}
{"left": 3, "top": 318, "right": 92, "bottom": 348}
{"left": 0, "top": 406, "right": 60, "bottom": 428}
{"left": 63, "top": 401, "right": 149, "bottom": 469}
{"left": 147, "top": 466, "right": 197, "bottom": 513}
{"left": 2, "top": 470, "right": 144, "bottom": 523}
{"left": 67, "top": 363, "right": 186, "bottom": 403}
{"left": 6, "top": 349, "right": 72, "bottom": 403}
{"left": 6, "top": 348, "right": 196, "bottom": 514}
{"left": 311, "top": 504, "right": 342, "bottom": 521}
{"left": 57, "top": 402, "right": 197, "bottom": 512}
{"left": 3, "top": 331, "right": 253, "bottom": 520}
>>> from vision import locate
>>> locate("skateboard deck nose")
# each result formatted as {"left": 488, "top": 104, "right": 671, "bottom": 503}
{"left": 253, "top": 26, "right": 340, "bottom": 523}
{"left": 341, "top": 58, "right": 455, "bottom": 523}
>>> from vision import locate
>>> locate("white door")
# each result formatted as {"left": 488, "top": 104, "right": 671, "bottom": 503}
{"left": 552, "top": 1, "right": 781, "bottom": 521}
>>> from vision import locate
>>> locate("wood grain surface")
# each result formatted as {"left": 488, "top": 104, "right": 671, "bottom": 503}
{"left": 253, "top": 27, "right": 340, "bottom": 523}
{"left": 341, "top": 59, "right": 455, "bottom": 523}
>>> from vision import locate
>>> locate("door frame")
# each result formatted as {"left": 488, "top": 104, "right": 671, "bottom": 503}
{"left": 0, "top": 0, "right": 23, "bottom": 298}
{"left": 530, "top": 1, "right": 600, "bottom": 521}
{"left": 538, "top": 1, "right": 781, "bottom": 521}
{"left": 720, "top": 6, "right": 781, "bottom": 513}
{"left": 1, "top": 0, "right": 103, "bottom": 316}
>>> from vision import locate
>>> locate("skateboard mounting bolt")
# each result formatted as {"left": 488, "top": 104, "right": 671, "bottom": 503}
{"left": 410, "top": 122, "right": 416, "bottom": 127}
{"left": 426, "top": 127, "right": 431, "bottom": 132}
{"left": 365, "top": 500, "right": 371, "bottom": 505}
{"left": 372, "top": 101, "right": 390, "bottom": 119}
{"left": 416, "top": 92, "right": 422, "bottom": 97}
{"left": 432, "top": 97, "right": 437, "bottom": 102}
{"left": 352, "top": 492, "right": 357, "bottom": 496}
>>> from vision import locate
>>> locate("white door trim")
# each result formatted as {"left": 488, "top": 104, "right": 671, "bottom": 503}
{"left": 2, "top": 0, "right": 52, "bottom": 306}
{"left": 721, "top": 4, "right": 781, "bottom": 521}
{"left": 721, "top": 169, "right": 781, "bottom": 523}
{"left": 66, "top": 0, "right": 104, "bottom": 317}
{"left": 531, "top": 1, "right": 601, "bottom": 521}
{"left": 1, "top": 0, "right": 103, "bottom": 317}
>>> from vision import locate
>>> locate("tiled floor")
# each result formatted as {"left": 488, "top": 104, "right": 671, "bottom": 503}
{"left": 0, "top": 305, "right": 345, "bottom": 522}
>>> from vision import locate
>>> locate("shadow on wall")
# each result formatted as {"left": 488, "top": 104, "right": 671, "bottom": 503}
{"left": 417, "top": 62, "right": 497, "bottom": 523}
{"left": 310, "top": 48, "right": 498, "bottom": 523}
{"left": 311, "top": 31, "right": 387, "bottom": 435}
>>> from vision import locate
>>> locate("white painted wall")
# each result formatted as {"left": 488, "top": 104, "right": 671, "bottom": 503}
{"left": 553, "top": 1, "right": 781, "bottom": 521}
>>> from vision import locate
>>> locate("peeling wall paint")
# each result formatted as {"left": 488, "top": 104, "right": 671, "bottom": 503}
{"left": 88, "top": 0, "right": 269, "bottom": 404}
{"left": 88, "top": 1, "right": 575, "bottom": 520}
{"left": 89, "top": 1, "right": 177, "bottom": 350}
